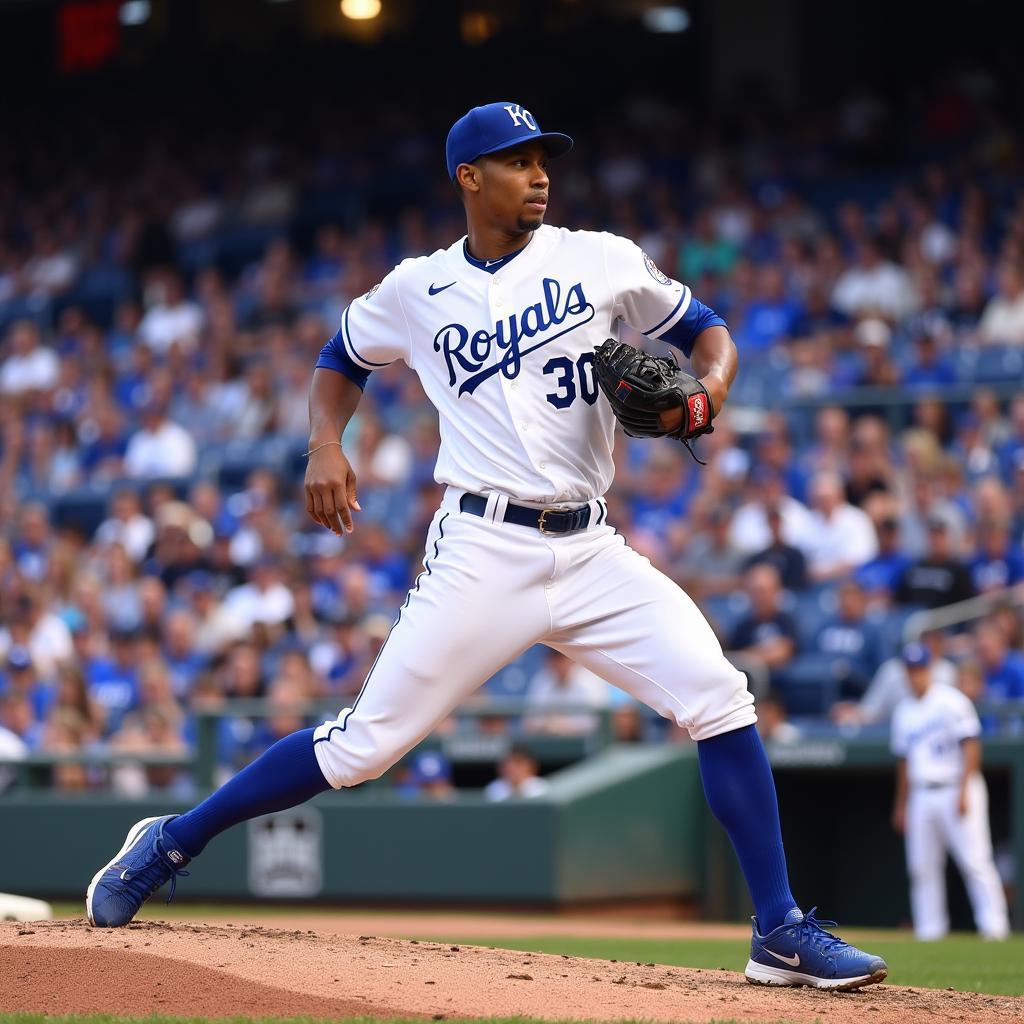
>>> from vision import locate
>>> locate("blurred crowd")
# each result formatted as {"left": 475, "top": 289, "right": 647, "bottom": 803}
{"left": 1, "top": 74, "right": 1024, "bottom": 797}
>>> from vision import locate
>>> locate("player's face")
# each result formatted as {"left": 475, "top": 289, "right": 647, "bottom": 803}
{"left": 477, "top": 141, "right": 550, "bottom": 234}
{"left": 907, "top": 664, "right": 931, "bottom": 697}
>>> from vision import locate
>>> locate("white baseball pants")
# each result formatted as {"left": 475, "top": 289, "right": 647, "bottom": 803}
{"left": 313, "top": 487, "right": 756, "bottom": 788}
{"left": 904, "top": 772, "right": 1009, "bottom": 940}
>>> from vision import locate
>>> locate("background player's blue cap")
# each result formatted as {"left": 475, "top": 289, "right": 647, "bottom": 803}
{"left": 409, "top": 750, "right": 452, "bottom": 784}
{"left": 901, "top": 642, "right": 930, "bottom": 668}
{"left": 446, "top": 101, "right": 573, "bottom": 180}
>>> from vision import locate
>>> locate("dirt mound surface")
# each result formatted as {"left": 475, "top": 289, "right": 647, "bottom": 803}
{"left": 1, "top": 919, "right": 1020, "bottom": 1023}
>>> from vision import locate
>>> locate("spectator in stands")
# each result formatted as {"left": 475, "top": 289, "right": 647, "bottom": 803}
{"left": 969, "top": 516, "right": 1024, "bottom": 593}
{"left": 123, "top": 397, "right": 198, "bottom": 479}
{"left": 0, "top": 320, "right": 59, "bottom": 397}
{"left": 524, "top": 649, "right": 610, "bottom": 736}
{"left": 832, "top": 236, "right": 917, "bottom": 320}
{"left": 978, "top": 259, "right": 1024, "bottom": 345}
{"left": 742, "top": 504, "right": 808, "bottom": 592}
{"left": 972, "top": 620, "right": 1024, "bottom": 700}
{"left": 0, "top": 586, "right": 74, "bottom": 681}
{"left": 84, "top": 627, "right": 145, "bottom": 733}
{"left": 0, "top": 713, "right": 27, "bottom": 791}
{"left": 845, "top": 416, "right": 895, "bottom": 507}
{"left": 728, "top": 564, "right": 798, "bottom": 685}
{"left": 484, "top": 746, "right": 549, "bottom": 801}
{"left": 223, "top": 556, "right": 295, "bottom": 632}
{"left": 803, "top": 470, "right": 878, "bottom": 582}
{"left": 672, "top": 503, "right": 745, "bottom": 600}
{"left": 94, "top": 488, "right": 155, "bottom": 563}
{"left": 832, "top": 629, "right": 955, "bottom": 727}
{"left": 848, "top": 318, "right": 901, "bottom": 389}
{"left": 399, "top": 750, "right": 455, "bottom": 801}
{"left": 902, "top": 325, "right": 957, "bottom": 390}
{"left": 729, "top": 466, "right": 813, "bottom": 557}
{"left": 50, "top": 663, "right": 105, "bottom": 744}
{"left": 734, "top": 265, "right": 804, "bottom": 353}
{"left": 40, "top": 708, "right": 92, "bottom": 792}
{"left": 9, "top": 503, "right": 54, "bottom": 583}
{"left": 162, "top": 609, "right": 208, "bottom": 700}
{"left": 182, "top": 571, "right": 248, "bottom": 656}
{"left": 755, "top": 692, "right": 802, "bottom": 744}
{"left": 995, "top": 397, "right": 1024, "bottom": 481}
{"left": 0, "top": 691, "right": 41, "bottom": 750}
{"left": 811, "top": 580, "right": 883, "bottom": 697}
{"left": 110, "top": 700, "right": 190, "bottom": 797}
{"left": 856, "top": 493, "right": 913, "bottom": 603}
{"left": 895, "top": 511, "right": 975, "bottom": 608}
{"left": 138, "top": 272, "right": 204, "bottom": 356}
{"left": 0, "top": 644, "right": 54, "bottom": 725}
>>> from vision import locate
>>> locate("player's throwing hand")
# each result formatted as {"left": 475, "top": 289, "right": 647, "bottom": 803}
{"left": 304, "top": 442, "right": 361, "bottom": 535}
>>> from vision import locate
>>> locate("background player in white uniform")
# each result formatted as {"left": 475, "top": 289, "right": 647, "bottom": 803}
{"left": 87, "top": 101, "right": 886, "bottom": 990}
{"left": 891, "top": 642, "right": 1009, "bottom": 940}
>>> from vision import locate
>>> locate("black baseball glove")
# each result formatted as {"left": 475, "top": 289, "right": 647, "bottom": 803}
{"left": 593, "top": 337, "right": 715, "bottom": 460}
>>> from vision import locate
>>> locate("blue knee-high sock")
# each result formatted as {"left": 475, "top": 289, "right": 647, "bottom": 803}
{"left": 164, "top": 728, "right": 331, "bottom": 857}
{"left": 697, "top": 724, "right": 797, "bottom": 933}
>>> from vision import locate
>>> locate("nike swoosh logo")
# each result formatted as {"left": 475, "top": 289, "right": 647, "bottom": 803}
{"left": 764, "top": 949, "right": 800, "bottom": 967}
{"left": 484, "top": 259, "right": 501, "bottom": 267}
{"left": 429, "top": 281, "right": 456, "bottom": 295}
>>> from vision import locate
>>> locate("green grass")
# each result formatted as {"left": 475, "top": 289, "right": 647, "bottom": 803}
{"left": 432, "top": 934, "right": 1024, "bottom": 996}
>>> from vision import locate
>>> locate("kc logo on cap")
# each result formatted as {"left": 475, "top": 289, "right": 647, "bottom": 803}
{"left": 446, "top": 101, "right": 574, "bottom": 180}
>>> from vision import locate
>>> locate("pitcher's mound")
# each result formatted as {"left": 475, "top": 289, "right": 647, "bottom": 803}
{"left": 1, "top": 919, "right": 1020, "bottom": 1023}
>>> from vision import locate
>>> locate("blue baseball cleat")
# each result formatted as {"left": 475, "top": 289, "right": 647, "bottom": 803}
{"left": 86, "top": 815, "right": 191, "bottom": 928}
{"left": 745, "top": 907, "right": 887, "bottom": 990}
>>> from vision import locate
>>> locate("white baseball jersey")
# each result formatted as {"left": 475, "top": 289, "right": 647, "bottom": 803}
{"left": 890, "top": 683, "right": 980, "bottom": 786}
{"left": 311, "top": 222, "right": 753, "bottom": 797}
{"left": 890, "top": 683, "right": 1008, "bottom": 940}
{"left": 323, "top": 224, "right": 701, "bottom": 504}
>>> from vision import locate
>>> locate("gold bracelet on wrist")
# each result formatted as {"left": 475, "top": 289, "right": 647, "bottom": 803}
{"left": 303, "top": 441, "right": 344, "bottom": 458}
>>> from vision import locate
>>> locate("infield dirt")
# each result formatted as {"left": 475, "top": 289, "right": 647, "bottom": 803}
{"left": 1, "top": 919, "right": 1021, "bottom": 1023}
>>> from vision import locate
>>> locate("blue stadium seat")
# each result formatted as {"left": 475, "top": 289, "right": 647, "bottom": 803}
{"left": 773, "top": 652, "right": 847, "bottom": 715}
{"left": 954, "top": 344, "right": 1024, "bottom": 384}
{"left": 50, "top": 490, "right": 111, "bottom": 539}
{"left": 701, "top": 591, "right": 751, "bottom": 643}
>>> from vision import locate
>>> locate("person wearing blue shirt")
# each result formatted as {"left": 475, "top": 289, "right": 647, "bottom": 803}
{"left": 811, "top": 580, "right": 884, "bottom": 697}
{"left": 969, "top": 517, "right": 1024, "bottom": 594}
{"left": 974, "top": 620, "right": 1024, "bottom": 700}
{"left": 84, "top": 630, "right": 141, "bottom": 736}
{"left": 901, "top": 329, "right": 957, "bottom": 390}
{"left": 855, "top": 514, "right": 913, "bottom": 599}
{"left": 733, "top": 265, "right": 804, "bottom": 353}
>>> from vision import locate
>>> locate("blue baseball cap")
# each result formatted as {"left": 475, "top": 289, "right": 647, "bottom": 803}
{"left": 902, "top": 642, "right": 930, "bottom": 668}
{"left": 446, "top": 101, "right": 573, "bottom": 180}
{"left": 409, "top": 751, "right": 452, "bottom": 785}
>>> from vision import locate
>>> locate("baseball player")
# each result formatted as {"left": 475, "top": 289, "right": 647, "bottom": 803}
{"left": 87, "top": 102, "right": 886, "bottom": 990}
{"left": 891, "top": 642, "right": 1010, "bottom": 940}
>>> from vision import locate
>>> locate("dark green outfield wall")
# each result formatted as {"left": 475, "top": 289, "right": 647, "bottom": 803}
{"left": 0, "top": 740, "right": 1020, "bottom": 930}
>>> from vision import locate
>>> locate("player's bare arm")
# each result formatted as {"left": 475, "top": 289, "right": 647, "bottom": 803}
{"left": 657, "top": 324, "right": 738, "bottom": 432}
{"left": 892, "top": 757, "right": 908, "bottom": 833}
{"left": 959, "top": 736, "right": 981, "bottom": 816}
{"left": 305, "top": 368, "right": 363, "bottom": 535}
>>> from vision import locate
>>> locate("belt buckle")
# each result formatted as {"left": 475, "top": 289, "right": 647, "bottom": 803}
{"left": 538, "top": 508, "right": 557, "bottom": 535}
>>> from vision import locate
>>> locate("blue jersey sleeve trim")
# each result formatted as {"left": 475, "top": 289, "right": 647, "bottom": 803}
{"left": 316, "top": 326, "right": 371, "bottom": 389}
{"left": 659, "top": 297, "right": 727, "bottom": 358}
{"left": 341, "top": 304, "right": 392, "bottom": 369}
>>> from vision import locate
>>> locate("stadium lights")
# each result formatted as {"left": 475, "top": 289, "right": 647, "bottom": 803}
{"left": 119, "top": 0, "right": 151, "bottom": 26}
{"left": 341, "top": 0, "right": 382, "bottom": 19}
{"left": 642, "top": 5, "right": 691, "bottom": 33}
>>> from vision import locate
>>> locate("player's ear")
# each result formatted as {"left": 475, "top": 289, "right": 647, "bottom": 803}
{"left": 456, "top": 162, "right": 481, "bottom": 195}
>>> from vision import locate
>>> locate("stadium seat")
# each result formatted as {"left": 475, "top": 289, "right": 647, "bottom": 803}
{"left": 773, "top": 652, "right": 848, "bottom": 715}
